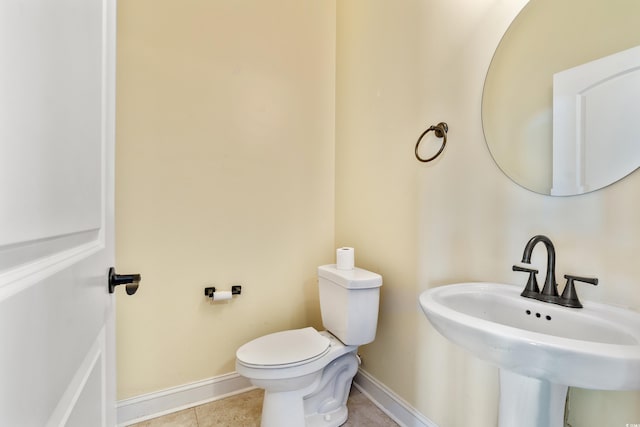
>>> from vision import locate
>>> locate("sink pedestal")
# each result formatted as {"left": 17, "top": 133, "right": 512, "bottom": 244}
{"left": 499, "top": 370, "right": 568, "bottom": 427}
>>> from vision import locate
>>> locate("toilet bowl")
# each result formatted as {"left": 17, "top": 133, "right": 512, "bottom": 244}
{"left": 235, "top": 264, "right": 382, "bottom": 427}
{"left": 236, "top": 328, "right": 359, "bottom": 427}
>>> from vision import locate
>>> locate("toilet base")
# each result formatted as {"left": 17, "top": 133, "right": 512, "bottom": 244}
{"left": 305, "top": 405, "right": 348, "bottom": 427}
{"left": 259, "top": 351, "right": 360, "bottom": 427}
{"left": 303, "top": 351, "right": 358, "bottom": 427}
{"left": 261, "top": 388, "right": 311, "bottom": 427}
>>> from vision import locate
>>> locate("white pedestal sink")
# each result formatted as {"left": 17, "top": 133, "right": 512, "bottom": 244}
{"left": 419, "top": 282, "right": 640, "bottom": 427}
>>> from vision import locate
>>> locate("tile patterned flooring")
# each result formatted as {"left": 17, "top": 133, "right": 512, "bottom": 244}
{"left": 130, "top": 387, "right": 399, "bottom": 427}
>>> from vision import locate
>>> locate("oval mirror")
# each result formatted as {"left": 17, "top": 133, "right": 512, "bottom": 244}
{"left": 482, "top": 0, "right": 640, "bottom": 196}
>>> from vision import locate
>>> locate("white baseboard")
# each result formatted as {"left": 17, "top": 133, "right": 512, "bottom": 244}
{"left": 116, "top": 372, "right": 254, "bottom": 426}
{"left": 353, "top": 368, "right": 438, "bottom": 427}
{"left": 116, "top": 368, "right": 437, "bottom": 427}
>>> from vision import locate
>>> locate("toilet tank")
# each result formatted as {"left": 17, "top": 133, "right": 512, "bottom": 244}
{"left": 317, "top": 264, "right": 382, "bottom": 346}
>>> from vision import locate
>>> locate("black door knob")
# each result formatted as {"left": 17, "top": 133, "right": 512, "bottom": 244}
{"left": 108, "top": 267, "right": 141, "bottom": 295}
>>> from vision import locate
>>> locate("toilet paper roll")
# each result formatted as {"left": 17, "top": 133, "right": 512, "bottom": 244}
{"left": 336, "top": 247, "right": 355, "bottom": 270}
{"left": 213, "top": 291, "right": 233, "bottom": 301}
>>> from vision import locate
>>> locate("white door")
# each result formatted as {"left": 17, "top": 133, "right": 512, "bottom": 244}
{"left": 551, "top": 44, "right": 640, "bottom": 195}
{"left": 1, "top": 1, "right": 118, "bottom": 426}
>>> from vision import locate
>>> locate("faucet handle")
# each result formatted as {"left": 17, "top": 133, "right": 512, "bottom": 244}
{"left": 513, "top": 264, "right": 540, "bottom": 299}
{"left": 560, "top": 274, "right": 598, "bottom": 308}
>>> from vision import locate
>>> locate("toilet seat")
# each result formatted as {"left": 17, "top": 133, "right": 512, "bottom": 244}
{"left": 236, "top": 327, "right": 331, "bottom": 368}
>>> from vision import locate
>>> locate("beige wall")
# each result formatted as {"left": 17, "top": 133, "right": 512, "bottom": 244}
{"left": 116, "top": 0, "right": 640, "bottom": 425}
{"left": 336, "top": 1, "right": 640, "bottom": 426}
{"left": 115, "top": 0, "right": 336, "bottom": 398}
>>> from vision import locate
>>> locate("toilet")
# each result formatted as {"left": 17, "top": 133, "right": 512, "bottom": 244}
{"left": 235, "top": 264, "right": 382, "bottom": 427}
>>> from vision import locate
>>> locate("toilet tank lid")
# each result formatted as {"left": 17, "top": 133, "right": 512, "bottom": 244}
{"left": 318, "top": 265, "right": 382, "bottom": 289}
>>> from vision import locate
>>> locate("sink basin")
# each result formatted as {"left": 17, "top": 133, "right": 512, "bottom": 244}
{"left": 419, "top": 282, "right": 640, "bottom": 426}
{"left": 420, "top": 282, "right": 640, "bottom": 389}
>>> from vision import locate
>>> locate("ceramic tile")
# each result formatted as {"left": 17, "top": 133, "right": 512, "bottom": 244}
{"left": 131, "top": 385, "right": 398, "bottom": 426}
{"left": 195, "top": 388, "right": 264, "bottom": 427}
{"left": 344, "top": 388, "right": 399, "bottom": 427}
{"left": 130, "top": 408, "right": 198, "bottom": 427}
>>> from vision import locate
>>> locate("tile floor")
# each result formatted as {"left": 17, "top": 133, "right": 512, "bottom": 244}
{"left": 130, "top": 386, "right": 399, "bottom": 427}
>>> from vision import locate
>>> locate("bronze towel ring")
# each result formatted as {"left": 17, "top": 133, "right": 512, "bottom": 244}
{"left": 415, "top": 122, "right": 448, "bottom": 162}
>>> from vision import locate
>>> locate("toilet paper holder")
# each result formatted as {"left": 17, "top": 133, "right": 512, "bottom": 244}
{"left": 204, "top": 285, "right": 242, "bottom": 299}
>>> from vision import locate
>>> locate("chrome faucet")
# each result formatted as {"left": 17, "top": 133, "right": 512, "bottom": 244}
{"left": 515, "top": 235, "right": 559, "bottom": 303}
{"left": 513, "top": 235, "right": 599, "bottom": 308}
